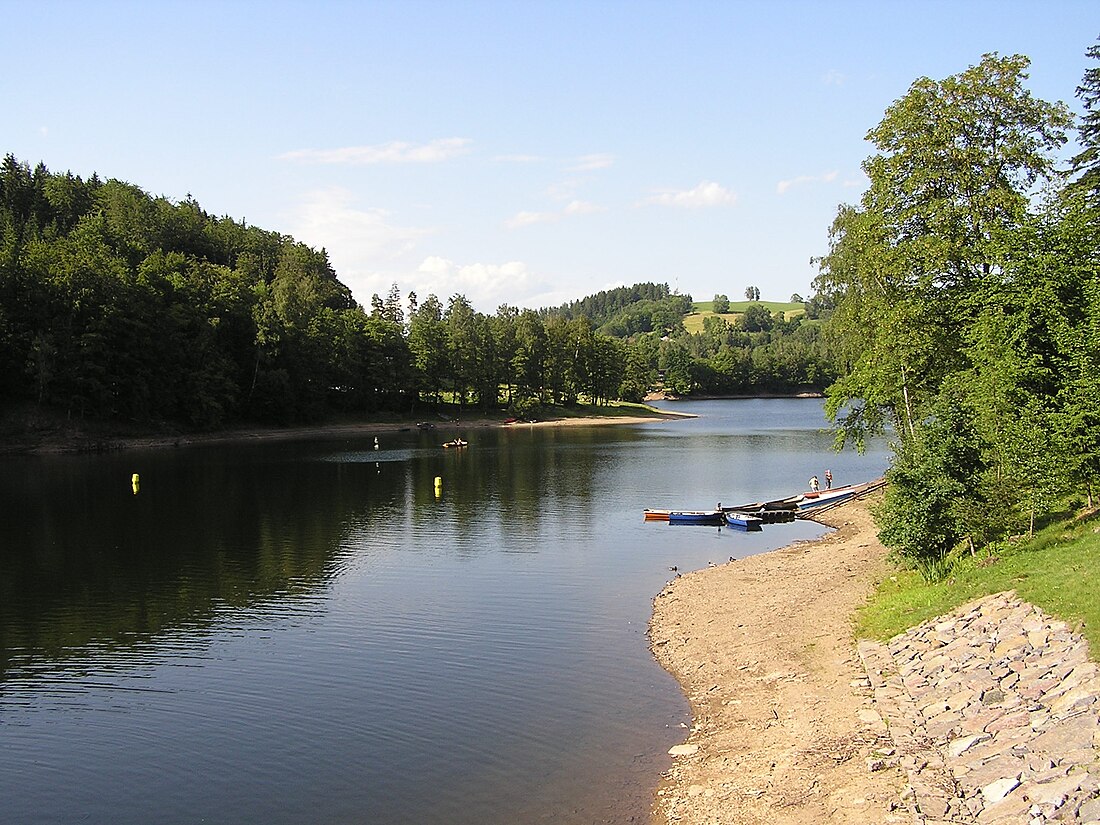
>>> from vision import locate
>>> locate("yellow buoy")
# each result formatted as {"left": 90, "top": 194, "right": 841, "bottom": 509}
{"left": 131, "top": 473, "right": 140, "bottom": 495}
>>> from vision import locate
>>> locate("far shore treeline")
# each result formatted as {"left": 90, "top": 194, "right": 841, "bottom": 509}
{"left": 0, "top": 159, "right": 834, "bottom": 430}
{"left": 3, "top": 43, "right": 1099, "bottom": 589}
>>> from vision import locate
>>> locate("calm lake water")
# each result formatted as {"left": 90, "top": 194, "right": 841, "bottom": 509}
{"left": 0, "top": 399, "right": 889, "bottom": 824}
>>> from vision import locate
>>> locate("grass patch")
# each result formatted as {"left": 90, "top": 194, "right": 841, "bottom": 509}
{"left": 856, "top": 510, "right": 1100, "bottom": 657}
{"left": 684, "top": 303, "right": 806, "bottom": 335}
{"left": 537, "top": 400, "right": 672, "bottom": 419}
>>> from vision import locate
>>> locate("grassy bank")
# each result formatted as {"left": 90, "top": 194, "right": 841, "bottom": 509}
{"left": 856, "top": 507, "right": 1100, "bottom": 657}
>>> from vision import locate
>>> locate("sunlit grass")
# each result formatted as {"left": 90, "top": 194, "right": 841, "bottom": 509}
{"left": 684, "top": 302, "right": 806, "bottom": 334}
{"left": 856, "top": 509, "right": 1100, "bottom": 657}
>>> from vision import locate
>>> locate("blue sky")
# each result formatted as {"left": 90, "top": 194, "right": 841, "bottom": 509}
{"left": 4, "top": 1, "right": 1096, "bottom": 312}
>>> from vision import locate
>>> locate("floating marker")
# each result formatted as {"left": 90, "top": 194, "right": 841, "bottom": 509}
{"left": 131, "top": 473, "right": 140, "bottom": 495}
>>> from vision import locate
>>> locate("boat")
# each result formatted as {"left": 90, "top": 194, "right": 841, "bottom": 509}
{"left": 794, "top": 484, "right": 862, "bottom": 510}
{"left": 442, "top": 439, "right": 468, "bottom": 448}
{"left": 643, "top": 509, "right": 672, "bottom": 521}
{"left": 667, "top": 510, "right": 724, "bottom": 525}
{"left": 723, "top": 511, "right": 763, "bottom": 531}
{"left": 720, "top": 500, "right": 796, "bottom": 523}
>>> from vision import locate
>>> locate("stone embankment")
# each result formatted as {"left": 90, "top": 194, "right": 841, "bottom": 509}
{"left": 857, "top": 591, "right": 1100, "bottom": 824}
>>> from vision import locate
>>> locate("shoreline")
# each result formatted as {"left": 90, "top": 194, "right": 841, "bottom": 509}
{"left": 0, "top": 409, "right": 696, "bottom": 456}
{"left": 648, "top": 496, "right": 909, "bottom": 824}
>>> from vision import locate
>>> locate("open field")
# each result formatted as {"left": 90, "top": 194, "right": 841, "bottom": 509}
{"left": 684, "top": 301, "right": 808, "bottom": 334}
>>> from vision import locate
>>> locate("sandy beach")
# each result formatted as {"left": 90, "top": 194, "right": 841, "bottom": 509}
{"left": 1, "top": 408, "right": 695, "bottom": 455}
{"left": 649, "top": 496, "right": 910, "bottom": 824}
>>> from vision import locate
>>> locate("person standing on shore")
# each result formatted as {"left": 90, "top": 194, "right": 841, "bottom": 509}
{"left": 809, "top": 475, "right": 819, "bottom": 492}
{"left": 824, "top": 469, "right": 832, "bottom": 489}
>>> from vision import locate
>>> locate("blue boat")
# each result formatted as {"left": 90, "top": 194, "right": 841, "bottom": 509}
{"left": 723, "top": 511, "right": 763, "bottom": 531}
{"left": 667, "top": 510, "right": 724, "bottom": 525}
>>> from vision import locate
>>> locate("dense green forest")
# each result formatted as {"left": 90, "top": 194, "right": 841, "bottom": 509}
{"left": 0, "top": 159, "right": 836, "bottom": 433}
{"left": 816, "top": 46, "right": 1100, "bottom": 578}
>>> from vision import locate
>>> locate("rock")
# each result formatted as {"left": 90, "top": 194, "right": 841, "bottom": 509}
{"left": 668, "top": 744, "right": 698, "bottom": 757}
{"left": 947, "top": 732, "right": 991, "bottom": 758}
{"left": 1078, "top": 795, "right": 1100, "bottom": 821}
{"left": 1023, "top": 773, "right": 1083, "bottom": 807}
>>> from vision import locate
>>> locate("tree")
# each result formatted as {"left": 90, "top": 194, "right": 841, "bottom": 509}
{"left": 875, "top": 390, "right": 987, "bottom": 579}
{"left": 740, "top": 303, "right": 773, "bottom": 333}
{"left": 408, "top": 294, "right": 447, "bottom": 403}
{"left": 712, "top": 294, "right": 730, "bottom": 313}
{"left": 1069, "top": 37, "right": 1100, "bottom": 198}
{"left": 744, "top": 286, "right": 760, "bottom": 301}
{"left": 816, "top": 53, "right": 1072, "bottom": 450}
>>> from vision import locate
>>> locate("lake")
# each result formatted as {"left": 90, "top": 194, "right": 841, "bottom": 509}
{"left": 0, "top": 398, "right": 890, "bottom": 824}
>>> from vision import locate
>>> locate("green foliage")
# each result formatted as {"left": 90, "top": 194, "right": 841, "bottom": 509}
{"left": 816, "top": 46, "right": 1100, "bottom": 576}
{"left": 857, "top": 507, "right": 1100, "bottom": 657}
{"left": 1069, "top": 37, "right": 1100, "bottom": 199}
{"left": 875, "top": 392, "right": 987, "bottom": 579}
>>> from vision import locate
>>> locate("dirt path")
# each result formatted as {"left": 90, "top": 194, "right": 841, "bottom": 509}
{"left": 649, "top": 497, "right": 909, "bottom": 824}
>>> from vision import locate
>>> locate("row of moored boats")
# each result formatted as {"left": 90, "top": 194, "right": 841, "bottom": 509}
{"left": 643, "top": 480, "right": 882, "bottom": 531}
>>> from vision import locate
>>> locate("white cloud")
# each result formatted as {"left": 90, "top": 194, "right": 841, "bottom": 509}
{"left": 638, "top": 180, "right": 736, "bottom": 208}
{"left": 284, "top": 187, "right": 430, "bottom": 302}
{"left": 506, "top": 199, "right": 606, "bottom": 229}
{"left": 545, "top": 179, "right": 581, "bottom": 200}
{"left": 563, "top": 200, "right": 604, "bottom": 215}
{"left": 415, "top": 256, "right": 550, "bottom": 309}
{"left": 493, "top": 153, "right": 546, "bottom": 163}
{"left": 567, "top": 153, "right": 615, "bottom": 172}
{"left": 506, "top": 210, "right": 558, "bottom": 229}
{"left": 776, "top": 170, "right": 839, "bottom": 194}
{"left": 822, "top": 69, "right": 846, "bottom": 86}
{"left": 279, "top": 137, "right": 472, "bottom": 165}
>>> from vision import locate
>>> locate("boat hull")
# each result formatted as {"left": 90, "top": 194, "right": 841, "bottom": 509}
{"left": 667, "top": 510, "right": 724, "bottom": 525}
{"left": 723, "top": 512, "right": 763, "bottom": 531}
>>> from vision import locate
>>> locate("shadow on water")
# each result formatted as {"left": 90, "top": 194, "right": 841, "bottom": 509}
{"left": 0, "top": 399, "right": 890, "bottom": 825}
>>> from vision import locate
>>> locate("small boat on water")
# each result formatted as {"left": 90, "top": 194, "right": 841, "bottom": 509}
{"left": 667, "top": 510, "right": 724, "bottom": 525}
{"left": 723, "top": 511, "right": 763, "bottom": 531}
{"left": 443, "top": 439, "right": 468, "bottom": 448}
{"left": 644, "top": 509, "right": 672, "bottom": 521}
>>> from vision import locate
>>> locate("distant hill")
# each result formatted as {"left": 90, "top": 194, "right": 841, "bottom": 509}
{"left": 543, "top": 282, "right": 694, "bottom": 337}
{"left": 686, "top": 300, "right": 807, "bottom": 334}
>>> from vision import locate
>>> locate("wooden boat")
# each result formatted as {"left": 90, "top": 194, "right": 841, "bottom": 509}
{"left": 723, "top": 511, "right": 763, "bottom": 531}
{"left": 667, "top": 510, "right": 724, "bottom": 525}
{"left": 643, "top": 509, "right": 672, "bottom": 521}
{"left": 720, "top": 501, "right": 796, "bottom": 523}
{"left": 442, "top": 439, "right": 468, "bottom": 448}
{"left": 795, "top": 484, "right": 861, "bottom": 510}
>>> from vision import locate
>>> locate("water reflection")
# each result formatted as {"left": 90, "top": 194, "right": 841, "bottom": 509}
{"left": 0, "top": 399, "right": 890, "bottom": 825}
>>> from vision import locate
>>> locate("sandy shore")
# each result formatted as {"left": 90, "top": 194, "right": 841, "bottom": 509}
{"left": 649, "top": 496, "right": 909, "bottom": 824}
{"left": 2, "top": 409, "right": 695, "bottom": 455}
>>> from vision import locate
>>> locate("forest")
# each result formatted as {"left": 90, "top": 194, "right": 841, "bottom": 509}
{"left": 815, "top": 46, "right": 1100, "bottom": 577}
{"left": 2, "top": 43, "right": 1099, "bottom": 586}
{"left": 0, "top": 161, "right": 835, "bottom": 431}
